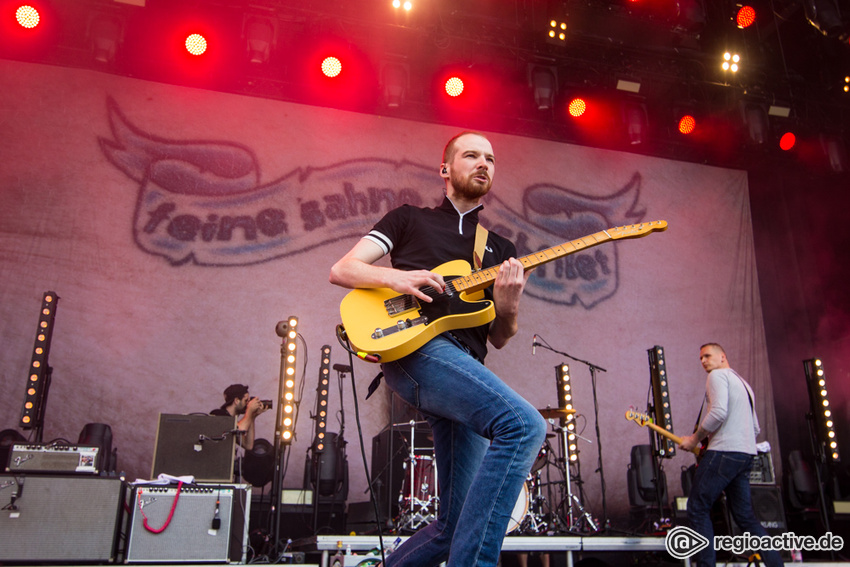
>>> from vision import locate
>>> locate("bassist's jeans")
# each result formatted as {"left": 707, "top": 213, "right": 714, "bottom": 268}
{"left": 380, "top": 334, "right": 547, "bottom": 567}
{"left": 687, "top": 450, "right": 785, "bottom": 567}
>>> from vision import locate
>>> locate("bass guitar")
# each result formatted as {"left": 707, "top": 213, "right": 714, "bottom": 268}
{"left": 624, "top": 408, "right": 702, "bottom": 457}
{"left": 339, "top": 220, "right": 668, "bottom": 363}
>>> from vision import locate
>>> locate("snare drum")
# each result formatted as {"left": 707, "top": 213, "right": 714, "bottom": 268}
{"left": 400, "top": 454, "right": 438, "bottom": 504}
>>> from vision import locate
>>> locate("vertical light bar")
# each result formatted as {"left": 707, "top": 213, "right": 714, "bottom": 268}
{"left": 20, "top": 291, "right": 58, "bottom": 430}
{"left": 280, "top": 316, "right": 299, "bottom": 445}
{"left": 648, "top": 345, "right": 676, "bottom": 457}
{"left": 556, "top": 363, "right": 578, "bottom": 463}
{"left": 314, "top": 345, "right": 332, "bottom": 453}
{"left": 804, "top": 358, "right": 840, "bottom": 463}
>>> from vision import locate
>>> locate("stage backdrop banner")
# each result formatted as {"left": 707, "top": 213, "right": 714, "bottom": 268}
{"left": 0, "top": 59, "right": 778, "bottom": 522}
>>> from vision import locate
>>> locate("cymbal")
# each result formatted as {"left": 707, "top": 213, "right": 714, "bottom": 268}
{"left": 537, "top": 407, "right": 576, "bottom": 419}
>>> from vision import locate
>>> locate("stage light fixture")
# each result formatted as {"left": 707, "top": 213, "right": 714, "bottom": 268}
{"left": 722, "top": 52, "right": 741, "bottom": 72}
{"left": 185, "top": 32, "right": 207, "bottom": 56}
{"left": 647, "top": 346, "right": 676, "bottom": 458}
{"left": 736, "top": 5, "right": 757, "bottom": 28}
{"left": 555, "top": 363, "right": 578, "bottom": 463}
{"left": 622, "top": 101, "right": 648, "bottom": 145}
{"left": 804, "top": 0, "right": 846, "bottom": 38}
{"left": 392, "top": 0, "right": 413, "bottom": 10}
{"left": 243, "top": 16, "right": 275, "bottom": 65}
{"left": 843, "top": 75, "right": 849, "bottom": 93}
{"left": 15, "top": 4, "right": 39, "bottom": 29}
{"left": 313, "top": 345, "right": 332, "bottom": 453}
{"left": 88, "top": 14, "right": 123, "bottom": 65}
{"left": 741, "top": 101, "right": 768, "bottom": 144}
{"left": 381, "top": 61, "right": 408, "bottom": 108}
{"left": 445, "top": 76, "right": 464, "bottom": 97}
{"left": 280, "top": 316, "right": 299, "bottom": 445}
{"left": 803, "top": 358, "right": 840, "bottom": 462}
{"left": 567, "top": 97, "right": 586, "bottom": 117}
{"left": 819, "top": 134, "right": 848, "bottom": 172}
{"left": 321, "top": 56, "right": 342, "bottom": 78}
{"left": 678, "top": 114, "right": 697, "bottom": 134}
{"left": 529, "top": 65, "right": 557, "bottom": 110}
{"left": 19, "top": 291, "right": 58, "bottom": 435}
{"left": 779, "top": 131, "right": 797, "bottom": 150}
{"left": 547, "top": 18, "right": 567, "bottom": 44}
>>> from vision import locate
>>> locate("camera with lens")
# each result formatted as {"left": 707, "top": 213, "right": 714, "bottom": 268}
{"left": 261, "top": 399, "right": 273, "bottom": 410}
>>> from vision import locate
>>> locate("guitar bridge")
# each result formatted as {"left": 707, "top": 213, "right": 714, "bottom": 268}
{"left": 384, "top": 294, "right": 420, "bottom": 316}
{"left": 371, "top": 316, "right": 429, "bottom": 340}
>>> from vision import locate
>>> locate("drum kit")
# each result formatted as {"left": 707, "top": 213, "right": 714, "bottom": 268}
{"left": 393, "top": 407, "right": 598, "bottom": 536}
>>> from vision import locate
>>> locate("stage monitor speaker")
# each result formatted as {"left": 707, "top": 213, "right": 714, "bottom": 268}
{"left": 0, "top": 474, "right": 123, "bottom": 563}
{"left": 151, "top": 413, "right": 236, "bottom": 482}
{"left": 126, "top": 483, "right": 249, "bottom": 563}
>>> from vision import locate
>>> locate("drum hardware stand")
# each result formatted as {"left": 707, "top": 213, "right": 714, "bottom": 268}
{"left": 534, "top": 338, "right": 610, "bottom": 529}
{"left": 554, "top": 424, "right": 598, "bottom": 534}
{"left": 396, "top": 420, "right": 439, "bottom": 533}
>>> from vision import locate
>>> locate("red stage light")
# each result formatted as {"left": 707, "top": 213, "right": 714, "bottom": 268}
{"left": 568, "top": 98, "right": 586, "bottom": 117}
{"left": 779, "top": 132, "right": 796, "bottom": 151}
{"left": 15, "top": 4, "right": 39, "bottom": 28}
{"left": 678, "top": 115, "right": 696, "bottom": 134}
{"left": 321, "top": 56, "right": 342, "bottom": 78}
{"left": 736, "top": 5, "right": 756, "bottom": 28}
{"left": 185, "top": 33, "right": 207, "bottom": 56}
{"left": 445, "top": 76, "right": 464, "bottom": 97}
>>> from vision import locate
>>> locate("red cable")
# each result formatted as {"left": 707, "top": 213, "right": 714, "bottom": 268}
{"left": 139, "top": 481, "right": 183, "bottom": 534}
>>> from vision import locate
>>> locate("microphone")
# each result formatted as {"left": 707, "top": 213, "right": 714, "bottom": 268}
{"left": 532, "top": 334, "right": 537, "bottom": 356}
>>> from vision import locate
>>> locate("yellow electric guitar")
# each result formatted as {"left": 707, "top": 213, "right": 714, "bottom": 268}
{"left": 339, "top": 220, "right": 668, "bottom": 363}
{"left": 624, "top": 409, "right": 702, "bottom": 456}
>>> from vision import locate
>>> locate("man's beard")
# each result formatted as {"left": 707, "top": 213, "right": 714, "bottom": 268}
{"left": 450, "top": 170, "right": 492, "bottom": 200}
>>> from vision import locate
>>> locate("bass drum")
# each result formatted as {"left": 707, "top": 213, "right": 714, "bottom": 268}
{"left": 505, "top": 481, "right": 529, "bottom": 534}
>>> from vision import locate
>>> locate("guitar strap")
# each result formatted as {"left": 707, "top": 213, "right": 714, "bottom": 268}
{"left": 692, "top": 370, "right": 756, "bottom": 437}
{"left": 473, "top": 222, "right": 489, "bottom": 271}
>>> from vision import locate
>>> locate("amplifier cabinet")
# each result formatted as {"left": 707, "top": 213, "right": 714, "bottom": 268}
{"left": 6, "top": 443, "right": 100, "bottom": 474}
{"left": 126, "top": 483, "right": 249, "bottom": 563}
{"left": 0, "top": 474, "right": 124, "bottom": 562}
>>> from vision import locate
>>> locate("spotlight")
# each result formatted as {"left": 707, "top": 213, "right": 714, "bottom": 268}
{"left": 185, "top": 33, "right": 207, "bottom": 56}
{"left": 779, "top": 131, "right": 797, "bottom": 150}
{"left": 622, "top": 101, "right": 648, "bottom": 145}
{"left": 722, "top": 52, "right": 741, "bottom": 72}
{"left": 736, "top": 5, "right": 757, "bottom": 28}
{"left": 567, "top": 97, "right": 586, "bottom": 117}
{"left": 547, "top": 19, "right": 567, "bottom": 44}
{"left": 529, "top": 65, "right": 557, "bottom": 110}
{"left": 19, "top": 291, "right": 59, "bottom": 433}
{"left": 243, "top": 16, "right": 275, "bottom": 65}
{"left": 741, "top": 101, "right": 768, "bottom": 144}
{"left": 804, "top": 0, "right": 846, "bottom": 38}
{"left": 803, "top": 358, "right": 840, "bottom": 462}
{"left": 819, "top": 134, "right": 848, "bottom": 173}
{"left": 321, "top": 56, "right": 342, "bottom": 78}
{"left": 278, "top": 316, "right": 299, "bottom": 445}
{"left": 15, "top": 4, "right": 39, "bottom": 29}
{"left": 381, "top": 61, "right": 408, "bottom": 108}
{"left": 678, "top": 114, "right": 697, "bottom": 134}
{"left": 445, "top": 76, "right": 464, "bottom": 97}
{"left": 647, "top": 346, "right": 677, "bottom": 457}
{"left": 88, "top": 14, "right": 124, "bottom": 65}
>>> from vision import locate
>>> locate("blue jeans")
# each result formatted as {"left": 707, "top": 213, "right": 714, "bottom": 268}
{"left": 381, "top": 334, "right": 547, "bottom": 567}
{"left": 687, "top": 450, "right": 784, "bottom": 567}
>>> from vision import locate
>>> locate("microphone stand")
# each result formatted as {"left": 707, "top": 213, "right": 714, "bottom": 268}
{"left": 534, "top": 339, "right": 610, "bottom": 530}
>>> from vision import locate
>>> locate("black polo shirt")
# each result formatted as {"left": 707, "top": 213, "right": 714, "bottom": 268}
{"left": 365, "top": 195, "right": 517, "bottom": 362}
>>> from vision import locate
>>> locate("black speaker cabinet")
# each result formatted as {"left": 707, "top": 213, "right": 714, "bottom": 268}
{"left": 151, "top": 413, "right": 236, "bottom": 482}
{"left": 126, "top": 483, "right": 249, "bottom": 563}
{"left": 716, "top": 484, "right": 787, "bottom": 535}
{"left": 0, "top": 474, "right": 124, "bottom": 563}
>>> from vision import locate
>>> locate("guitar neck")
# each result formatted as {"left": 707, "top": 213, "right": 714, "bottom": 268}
{"left": 644, "top": 422, "right": 701, "bottom": 456}
{"left": 451, "top": 220, "right": 666, "bottom": 294}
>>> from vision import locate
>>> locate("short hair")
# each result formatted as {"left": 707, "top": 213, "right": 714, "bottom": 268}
{"left": 442, "top": 130, "right": 488, "bottom": 164}
{"left": 700, "top": 343, "right": 726, "bottom": 356}
{"left": 223, "top": 384, "right": 249, "bottom": 405}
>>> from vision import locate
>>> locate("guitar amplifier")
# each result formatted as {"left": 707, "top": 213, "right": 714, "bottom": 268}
{"left": 126, "top": 483, "right": 249, "bottom": 563}
{"left": 749, "top": 451, "right": 776, "bottom": 485}
{"left": 5, "top": 443, "right": 100, "bottom": 474}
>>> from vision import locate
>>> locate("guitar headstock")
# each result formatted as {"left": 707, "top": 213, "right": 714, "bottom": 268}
{"left": 608, "top": 220, "right": 668, "bottom": 240}
{"left": 624, "top": 408, "right": 653, "bottom": 426}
